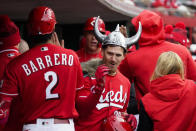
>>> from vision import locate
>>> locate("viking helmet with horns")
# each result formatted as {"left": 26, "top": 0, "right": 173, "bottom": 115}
{"left": 94, "top": 16, "right": 142, "bottom": 50}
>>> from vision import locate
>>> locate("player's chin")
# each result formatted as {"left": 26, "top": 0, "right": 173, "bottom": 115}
{"left": 109, "top": 66, "right": 117, "bottom": 72}
{"left": 90, "top": 45, "right": 99, "bottom": 50}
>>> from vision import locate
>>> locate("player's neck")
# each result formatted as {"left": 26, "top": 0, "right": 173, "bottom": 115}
{"left": 108, "top": 70, "right": 117, "bottom": 76}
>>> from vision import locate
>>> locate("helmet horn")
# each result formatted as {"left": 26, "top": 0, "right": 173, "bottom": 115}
{"left": 115, "top": 24, "right": 120, "bottom": 32}
{"left": 125, "top": 21, "right": 142, "bottom": 48}
{"left": 94, "top": 16, "right": 107, "bottom": 42}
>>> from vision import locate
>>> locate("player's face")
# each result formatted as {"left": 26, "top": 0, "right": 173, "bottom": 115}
{"left": 84, "top": 31, "right": 99, "bottom": 52}
{"left": 102, "top": 45, "right": 125, "bottom": 74}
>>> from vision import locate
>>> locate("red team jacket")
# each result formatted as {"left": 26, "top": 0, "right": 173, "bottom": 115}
{"left": 75, "top": 71, "right": 131, "bottom": 131}
{"left": 0, "top": 44, "right": 84, "bottom": 125}
{"left": 119, "top": 11, "right": 196, "bottom": 106}
{"left": 142, "top": 74, "right": 196, "bottom": 131}
{"left": 76, "top": 48, "right": 102, "bottom": 62}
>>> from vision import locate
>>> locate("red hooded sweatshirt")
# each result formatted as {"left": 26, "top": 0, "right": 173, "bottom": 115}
{"left": 119, "top": 10, "right": 196, "bottom": 105}
{"left": 141, "top": 74, "right": 196, "bottom": 131}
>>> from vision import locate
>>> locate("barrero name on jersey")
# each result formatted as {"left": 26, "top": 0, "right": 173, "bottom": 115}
{"left": 22, "top": 53, "right": 74, "bottom": 76}
{"left": 96, "top": 85, "right": 127, "bottom": 110}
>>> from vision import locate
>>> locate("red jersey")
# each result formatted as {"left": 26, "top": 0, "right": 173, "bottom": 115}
{"left": 75, "top": 71, "right": 131, "bottom": 131}
{"left": 142, "top": 74, "right": 196, "bottom": 131}
{"left": 76, "top": 48, "right": 102, "bottom": 62}
{"left": 0, "top": 44, "right": 84, "bottom": 124}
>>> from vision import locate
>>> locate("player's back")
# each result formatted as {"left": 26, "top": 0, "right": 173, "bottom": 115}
{"left": 6, "top": 43, "right": 83, "bottom": 123}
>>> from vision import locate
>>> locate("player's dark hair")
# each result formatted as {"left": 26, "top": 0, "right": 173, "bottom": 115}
{"left": 28, "top": 33, "right": 52, "bottom": 48}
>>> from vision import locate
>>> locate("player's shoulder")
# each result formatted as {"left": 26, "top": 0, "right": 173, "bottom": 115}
{"left": 75, "top": 48, "right": 83, "bottom": 56}
{"left": 6, "top": 52, "right": 25, "bottom": 69}
{"left": 166, "top": 41, "right": 188, "bottom": 51}
{"left": 117, "top": 71, "right": 130, "bottom": 84}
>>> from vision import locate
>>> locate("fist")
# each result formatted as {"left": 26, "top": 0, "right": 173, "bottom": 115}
{"left": 95, "top": 64, "right": 109, "bottom": 87}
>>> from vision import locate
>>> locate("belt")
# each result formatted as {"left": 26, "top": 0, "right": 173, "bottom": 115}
{"left": 25, "top": 118, "right": 70, "bottom": 125}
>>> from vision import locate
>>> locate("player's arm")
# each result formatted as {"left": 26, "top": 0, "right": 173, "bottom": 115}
{"left": 76, "top": 65, "right": 109, "bottom": 116}
{"left": 0, "top": 66, "right": 19, "bottom": 120}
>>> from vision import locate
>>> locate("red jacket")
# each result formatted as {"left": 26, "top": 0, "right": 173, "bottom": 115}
{"left": 119, "top": 10, "right": 196, "bottom": 105}
{"left": 141, "top": 74, "right": 196, "bottom": 131}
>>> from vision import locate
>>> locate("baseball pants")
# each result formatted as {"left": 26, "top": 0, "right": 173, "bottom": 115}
{"left": 23, "top": 118, "right": 74, "bottom": 131}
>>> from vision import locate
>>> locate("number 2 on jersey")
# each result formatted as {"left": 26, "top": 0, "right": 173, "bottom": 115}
{"left": 44, "top": 71, "right": 59, "bottom": 100}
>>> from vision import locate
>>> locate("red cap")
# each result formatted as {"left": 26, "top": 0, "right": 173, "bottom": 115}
{"left": 0, "top": 15, "right": 20, "bottom": 49}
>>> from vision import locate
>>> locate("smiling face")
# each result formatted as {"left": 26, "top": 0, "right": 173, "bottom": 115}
{"left": 84, "top": 31, "right": 99, "bottom": 53}
{"left": 102, "top": 45, "right": 125, "bottom": 74}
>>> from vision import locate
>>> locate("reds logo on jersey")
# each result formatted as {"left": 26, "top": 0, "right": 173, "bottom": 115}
{"left": 96, "top": 85, "right": 127, "bottom": 110}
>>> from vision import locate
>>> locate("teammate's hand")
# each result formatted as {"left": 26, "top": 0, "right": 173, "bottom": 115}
{"left": 120, "top": 25, "right": 128, "bottom": 38}
{"left": 51, "top": 32, "right": 63, "bottom": 47}
{"left": 60, "top": 39, "right": 65, "bottom": 48}
{"left": 95, "top": 64, "right": 109, "bottom": 88}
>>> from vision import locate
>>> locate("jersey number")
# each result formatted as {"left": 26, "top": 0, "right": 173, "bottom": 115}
{"left": 44, "top": 71, "right": 59, "bottom": 100}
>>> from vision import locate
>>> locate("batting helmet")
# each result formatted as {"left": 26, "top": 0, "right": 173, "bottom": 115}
{"left": 84, "top": 17, "right": 106, "bottom": 33}
{"left": 103, "top": 114, "right": 133, "bottom": 131}
{"left": 27, "top": 6, "right": 56, "bottom": 35}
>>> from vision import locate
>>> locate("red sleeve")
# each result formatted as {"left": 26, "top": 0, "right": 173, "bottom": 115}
{"left": 0, "top": 65, "right": 16, "bottom": 121}
{"left": 76, "top": 63, "right": 85, "bottom": 90}
{"left": 0, "top": 65, "right": 18, "bottom": 97}
{"left": 75, "top": 77, "right": 102, "bottom": 117}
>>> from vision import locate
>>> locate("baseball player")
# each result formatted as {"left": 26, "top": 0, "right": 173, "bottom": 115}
{"left": 75, "top": 17, "right": 142, "bottom": 131}
{"left": 0, "top": 6, "right": 87, "bottom": 131}
{"left": 76, "top": 17, "right": 105, "bottom": 62}
{"left": 0, "top": 15, "right": 21, "bottom": 130}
